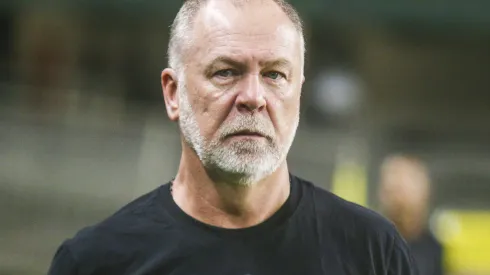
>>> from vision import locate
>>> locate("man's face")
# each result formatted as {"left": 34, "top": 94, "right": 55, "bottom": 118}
{"left": 177, "top": 0, "right": 304, "bottom": 185}
{"left": 379, "top": 158, "right": 429, "bottom": 221}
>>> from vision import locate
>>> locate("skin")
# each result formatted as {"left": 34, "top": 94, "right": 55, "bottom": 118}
{"left": 378, "top": 156, "right": 430, "bottom": 240}
{"left": 161, "top": 0, "right": 305, "bottom": 229}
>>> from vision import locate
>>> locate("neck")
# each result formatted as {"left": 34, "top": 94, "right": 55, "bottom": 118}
{"left": 171, "top": 146, "right": 291, "bottom": 229}
{"left": 390, "top": 212, "right": 426, "bottom": 241}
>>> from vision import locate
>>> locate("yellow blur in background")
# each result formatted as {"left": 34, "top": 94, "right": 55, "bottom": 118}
{"left": 331, "top": 160, "right": 368, "bottom": 207}
{"left": 435, "top": 210, "right": 490, "bottom": 274}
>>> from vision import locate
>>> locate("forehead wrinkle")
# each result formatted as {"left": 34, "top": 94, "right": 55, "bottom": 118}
{"left": 204, "top": 49, "right": 293, "bottom": 70}
{"left": 199, "top": 21, "right": 291, "bottom": 41}
{"left": 188, "top": 1, "right": 303, "bottom": 74}
{"left": 202, "top": 31, "right": 295, "bottom": 56}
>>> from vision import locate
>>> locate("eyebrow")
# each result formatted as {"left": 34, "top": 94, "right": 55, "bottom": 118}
{"left": 204, "top": 56, "right": 293, "bottom": 75}
{"left": 259, "top": 58, "right": 293, "bottom": 69}
{"left": 204, "top": 56, "right": 246, "bottom": 76}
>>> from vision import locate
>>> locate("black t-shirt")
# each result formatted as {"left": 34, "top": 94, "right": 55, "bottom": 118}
{"left": 408, "top": 230, "right": 444, "bottom": 275}
{"left": 48, "top": 175, "right": 418, "bottom": 275}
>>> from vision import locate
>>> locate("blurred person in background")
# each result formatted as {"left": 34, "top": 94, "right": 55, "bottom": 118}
{"left": 379, "top": 154, "right": 444, "bottom": 275}
{"left": 48, "top": 0, "right": 417, "bottom": 274}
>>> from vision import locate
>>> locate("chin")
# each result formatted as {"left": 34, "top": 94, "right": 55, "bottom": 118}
{"left": 208, "top": 160, "right": 279, "bottom": 187}
{"left": 201, "top": 144, "right": 286, "bottom": 185}
{"left": 224, "top": 172, "right": 270, "bottom": 187}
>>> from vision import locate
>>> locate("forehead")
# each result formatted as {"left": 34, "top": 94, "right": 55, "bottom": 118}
{"left": 381, "top": 159, "right": 429, "bottom": 191}
{"left": 189, "top": 0, "right": 302, "bottom": 64}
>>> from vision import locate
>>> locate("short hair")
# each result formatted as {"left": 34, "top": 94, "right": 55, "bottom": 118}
{"left": 168, "top": 0, "right": 305, "bottom": 74}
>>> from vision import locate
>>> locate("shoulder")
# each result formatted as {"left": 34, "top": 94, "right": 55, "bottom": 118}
{"left": 295, "top": 176, "right": 417, "bottom": 273}
{"left": 427, "top": 230, "right": 443, "bottom": 248}
{"left": 295, "top": 175, "right": 397, "bottom": 236}
{"left": 49, "top": 184, "right": 176, "bottom": 274}
{"left": 418, "top": 229, "right": 444, "bottom": 253}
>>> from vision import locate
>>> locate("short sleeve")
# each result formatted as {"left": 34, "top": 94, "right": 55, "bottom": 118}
{"left": 388, "top": 235, "right": 419, "bottom": 275}
{"left": 48, "top": 243, "right": 79, "bottom": 275}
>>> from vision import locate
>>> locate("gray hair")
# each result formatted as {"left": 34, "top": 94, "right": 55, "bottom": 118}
{"left": 167, "top": 0, "right": 305, "bottom": 75}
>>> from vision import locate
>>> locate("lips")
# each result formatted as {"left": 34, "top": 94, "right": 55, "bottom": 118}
{"left": 230, "top": 130, "right": 264, "bottom": 137}
{"left": 224, "top": 129, "right": 270, "bottom": 140}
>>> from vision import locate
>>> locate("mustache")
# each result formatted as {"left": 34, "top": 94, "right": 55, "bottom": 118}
{"left": 219, "top": 116, "right": 274, "bottom": 139}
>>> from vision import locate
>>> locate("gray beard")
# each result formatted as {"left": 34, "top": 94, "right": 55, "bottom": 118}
{"left": 177, "top": 84, "right": 298, "bottom": 186}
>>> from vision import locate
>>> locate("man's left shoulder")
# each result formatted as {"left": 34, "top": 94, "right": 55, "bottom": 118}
{"left": 296, "top": 176, "right": 417, "bottom": 273}
{"left": 296, "top": 176, "right": 400, "bottom": 241}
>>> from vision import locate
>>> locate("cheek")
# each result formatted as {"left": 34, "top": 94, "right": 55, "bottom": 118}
{"left": 267, "top": 93, "right": 300, "bottom": 135}
{"left": 192, "top": 93, "right": 234, "bottom": 139}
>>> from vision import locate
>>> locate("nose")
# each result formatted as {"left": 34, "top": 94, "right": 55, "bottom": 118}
{"left": 235, "top": 74, "right": 266, "bottom": 113}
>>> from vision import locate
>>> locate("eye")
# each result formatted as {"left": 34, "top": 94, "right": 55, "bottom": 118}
{"left": 214, "top": 69, "right": 239, "bottom": 78}
{"left": 263, "top": 71, "right": 286, "bottom": 80}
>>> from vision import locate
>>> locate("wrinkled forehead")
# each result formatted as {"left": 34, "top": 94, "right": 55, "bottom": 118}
{"left": 189, "top": 0, "right": 302, "bottom": 64}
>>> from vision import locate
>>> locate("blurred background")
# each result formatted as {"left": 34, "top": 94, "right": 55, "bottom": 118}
{"left": 1, "top": 0, "right": 490, "bottom": 274}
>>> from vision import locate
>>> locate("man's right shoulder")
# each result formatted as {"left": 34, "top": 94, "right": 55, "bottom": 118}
{"left": 48, "top": 183, "right": 178, "bottom": 274}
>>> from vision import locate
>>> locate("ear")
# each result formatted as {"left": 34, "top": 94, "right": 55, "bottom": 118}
{"left": 161, "top": 68, "right": 180, "bottom": 121}
{"left": 301, "top": 75, "right": 306, "bottom": 85}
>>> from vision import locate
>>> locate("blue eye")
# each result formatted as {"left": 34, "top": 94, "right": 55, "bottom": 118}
{"left": 264, "top": 71, "right": 285, "bottom": 80}
{"left": 214, "top": 69, "right": 238, "bottom": 78}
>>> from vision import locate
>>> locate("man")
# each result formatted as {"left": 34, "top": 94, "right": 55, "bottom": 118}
{"left": 48, "top": 1, "right": 417, "bottom": 274}
{"left": 379, "top": 154, "right": 444, "bottom": 275}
